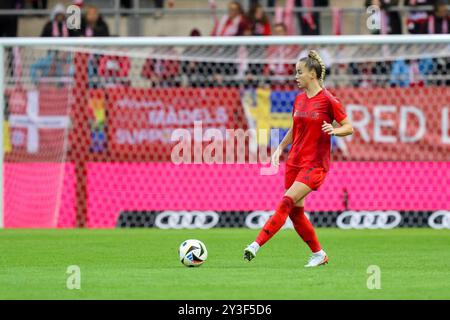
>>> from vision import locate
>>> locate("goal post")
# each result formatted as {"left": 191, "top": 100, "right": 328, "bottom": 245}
{"left": 0, "top": 34, "right": 449, "bottom": 229}
{"left": 0, "top": 34, "right": 449, "bottom": 46}
{"left": 0, "top": 45, "right": 4, "bottom": 228}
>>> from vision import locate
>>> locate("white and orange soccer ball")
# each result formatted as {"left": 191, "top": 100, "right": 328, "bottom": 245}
{"left": 178, "top": 239, "right": 208, "bottom": 267}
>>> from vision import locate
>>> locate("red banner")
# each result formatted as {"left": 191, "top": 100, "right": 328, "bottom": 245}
{"left": 106, "top": 87, "right": 247, "bottom": 161}
{"left": 5, "top": 86, "right": 449, "bottom": 162}
{"left": 331, "top": 87, "right": 450, "bottom": 161}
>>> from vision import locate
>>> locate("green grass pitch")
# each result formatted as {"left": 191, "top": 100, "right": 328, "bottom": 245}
{"left": 0, "top": 228, "right": 449, "bottom": 299}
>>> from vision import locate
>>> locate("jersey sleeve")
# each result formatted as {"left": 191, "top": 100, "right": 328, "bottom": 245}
{"left": 329, "top": 94, "right": 347, "bottom": 123}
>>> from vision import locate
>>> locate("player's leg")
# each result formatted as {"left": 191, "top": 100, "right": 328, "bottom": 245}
{"left": 290, "top": 197, "right": 328, "bottom": 267}
{"left": 244, "top": 181, "right": 312, "bottom": 261}
{"left": 290, "top": 196, "right": 321, "bottom": 253}
{"left": 289, "top": 168, "right": 328, "bottom": 267}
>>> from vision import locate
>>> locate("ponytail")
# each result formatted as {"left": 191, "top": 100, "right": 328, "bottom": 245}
{"left": 308, "top": 50, "right": 326, "bottom": 86}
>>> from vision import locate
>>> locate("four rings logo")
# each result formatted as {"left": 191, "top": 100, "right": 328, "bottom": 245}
{"left": 123, "top": 210, "right": 449, "bottom": 229}
{"left": 155, "top": 211, "right": 219, "bottom": 229}
{"left": 245, "top": 211, "right": 311, "bottom": 229}
{"left": 428, "top": 211, "right": 450, "bottom": 229}
{"left": 336, "top": 211, "right": 402, "bottom": 229}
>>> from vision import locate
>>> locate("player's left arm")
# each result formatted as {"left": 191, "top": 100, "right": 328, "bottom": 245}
{"left": 322, "top": 118, "right": 354, "bottom": 137}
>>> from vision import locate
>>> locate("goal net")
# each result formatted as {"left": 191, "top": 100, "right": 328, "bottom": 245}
{"left": 1, "top": 36, "right": 449, "bottom": 229}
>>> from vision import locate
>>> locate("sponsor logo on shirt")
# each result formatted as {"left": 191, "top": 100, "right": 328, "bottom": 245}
{"left": 293, "top": 110, "right": 319, "bottom": 119}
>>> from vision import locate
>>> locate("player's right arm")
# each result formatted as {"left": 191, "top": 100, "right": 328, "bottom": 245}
{"left": 271, "top": 126, "right": 293, "bottom": 167}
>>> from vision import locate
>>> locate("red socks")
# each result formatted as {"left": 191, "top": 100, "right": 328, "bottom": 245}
{"left": 255, "top": 197, "right": 322, "bottom": 253}
{"left": 256, "top": 196, "right": 294, "bottom": 247}
{"left": 289, "top": 206, "right": 321, "bottom": 253}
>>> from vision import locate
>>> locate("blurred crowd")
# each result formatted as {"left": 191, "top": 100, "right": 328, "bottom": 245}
{"left": 0, "top": 0, "right": 448, "bottom": 89}
{"left": 0, "top": 0, "right": 449, "bottom": 37}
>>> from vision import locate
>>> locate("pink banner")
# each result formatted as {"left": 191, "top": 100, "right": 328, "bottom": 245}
{"left": 4, "top": 162, "right": 449, "bottom": 228}
{"left": 4, "top": 163, "right": 76, "bottom": 228}
{"left": 86, "top": 162, "right": 449, "bottom": 228}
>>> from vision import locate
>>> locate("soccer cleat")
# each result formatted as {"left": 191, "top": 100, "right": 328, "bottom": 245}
{"left": 304, "top": 250, "right": 328, "bottom": 268}
{"left": 243, "top": 245, "right": 257, "bottom": 262}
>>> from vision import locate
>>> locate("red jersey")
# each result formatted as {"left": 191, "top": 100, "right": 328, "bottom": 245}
{"left": 287, "top": 88, "right": 347, "bottom": 172}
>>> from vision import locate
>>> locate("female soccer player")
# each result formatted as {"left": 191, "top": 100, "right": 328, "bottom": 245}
{"left": 244, "top": 50, "right": 354, "bottom": 267}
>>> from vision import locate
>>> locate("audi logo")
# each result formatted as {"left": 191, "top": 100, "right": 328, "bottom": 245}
{"left": 428, "top": 211, "right": 450, "bottom": 229}
{"left": 336, "top": 211, "right": 402, "bottom": 229}
{"left": 245, "top": 211, "right": 311, "bottom": 229}
{"left": 155, "top": 211, "right": 219, "bottom": 229}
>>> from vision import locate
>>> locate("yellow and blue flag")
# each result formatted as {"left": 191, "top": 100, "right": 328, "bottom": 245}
{"left": 241, "top": 88, "right": 297, "bottom": 147}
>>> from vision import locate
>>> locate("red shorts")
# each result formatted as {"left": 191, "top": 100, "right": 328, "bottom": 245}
{"left": 285, "top": 165, "right": 327, "bottom": 191}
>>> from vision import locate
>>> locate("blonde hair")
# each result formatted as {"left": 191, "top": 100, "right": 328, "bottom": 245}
{"left": 299, "top": 50, "right": 326, "bottom": 87}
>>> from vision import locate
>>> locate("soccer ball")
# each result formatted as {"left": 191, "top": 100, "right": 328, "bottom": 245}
{"left": 178, "top": 239, "right": 208, "bottom": 267}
